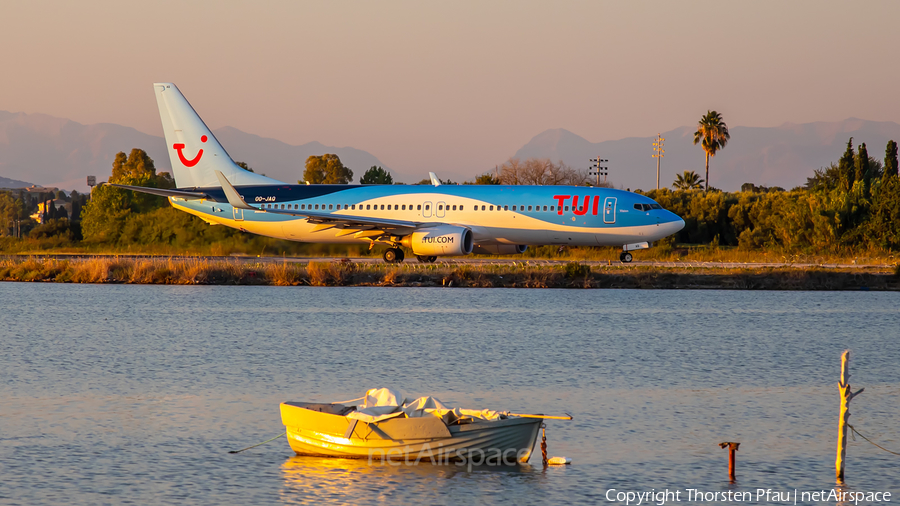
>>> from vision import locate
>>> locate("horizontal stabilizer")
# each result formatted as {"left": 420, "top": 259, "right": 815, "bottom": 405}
{"left": 104, "top": 183, "right": 212, "bottom": 200}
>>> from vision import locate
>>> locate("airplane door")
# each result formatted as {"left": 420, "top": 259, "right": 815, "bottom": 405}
{"left": 603, "top": 197, "right": 616, "bottom": 224}
{"left": 233, "top": 207, "right": 244, "bottom": 221}
{"left": 423, "top": 201, "right": 433, "bottom": 218}
{"left": 436, "top": 201, "right": 446, "bottom": 218}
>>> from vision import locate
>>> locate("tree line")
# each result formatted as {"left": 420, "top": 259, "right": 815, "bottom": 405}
{"left": 2, "top": 125, "right": 899, "bottom": 255}
{"left": 642, "top": 137, "right": 900, "bottom": 251}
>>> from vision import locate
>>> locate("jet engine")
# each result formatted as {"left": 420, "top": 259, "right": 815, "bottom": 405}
{"left": 472, "top": 244, "right": 528, "bottom": 255}
{"left": 402, "top": 225, "right": 474, "bottom": 256}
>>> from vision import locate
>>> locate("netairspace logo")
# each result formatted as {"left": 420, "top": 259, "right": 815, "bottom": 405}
{"left": 368, "top": 444, "right": 529, "bottom": 472}
{"left": 604, "top": 488, "right": 892, "bottom": 505}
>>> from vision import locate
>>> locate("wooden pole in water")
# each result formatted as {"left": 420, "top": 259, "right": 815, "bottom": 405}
{"left": 836, "top": 350, "right": 864, "bottom": 481}
{"left": 719, "top": 442, "right": 740, "bottom": 481}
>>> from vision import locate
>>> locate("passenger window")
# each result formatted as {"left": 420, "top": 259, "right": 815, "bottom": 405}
{"left": 481, "top": 205, "right": 486, "bottom": 211}
{"left": 402, "top": 204, "right": 406, "bottom": 210}
{"left": 417, "top": 204, "right": 421, "bottom": 210}
{"left": 550, "top": 206, "right": 554, "bottom": 211}
{"left": 528, "top": 205, "right": 532, "bottom": 211}
{"left": 543, "top": 206, "right": 548, "bottom": 211}
{"left": 380, "top": 204, "right": 385, "bottom": 210}
{"left": 489, "top": 205, "right": 494, "bottom": 211}
{"left": 452, "top": 205, "right": 457, "bottom": 211}
{"left": 564, "top": 206, "right": 569, "bottom": 211}
{"left": 314, "top": 204, "right": 318, "bottom": 210}
{"left": 351, "top": 204, "right": 355, "bottom": 210}
{"left": 438, "top": 205, "right": 443, "bottom": 210}
{"left": 459, "top": 205, "right": 464, "bottom": 211}
{"left": 425, "top": 205, "right": 430, "bottom": 210}
{"left": 512, "top": 206, "right": 516, "bottom": 211}
{"left": 328, "top": 204, "right": 333, "bottom": 210}
{"left": 503, "top": 206, "right": 508, "bottom": 211}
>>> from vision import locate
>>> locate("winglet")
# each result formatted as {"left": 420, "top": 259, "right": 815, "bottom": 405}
{"left": 214, "top": 170, "right": 256, "bottom": 210}
{"left": 429, "top": 172, "right": 441, "bottom": 186}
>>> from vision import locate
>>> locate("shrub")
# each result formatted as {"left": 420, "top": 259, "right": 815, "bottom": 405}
{"left": 564, "top": 262, "right": 591, "bottom": 279}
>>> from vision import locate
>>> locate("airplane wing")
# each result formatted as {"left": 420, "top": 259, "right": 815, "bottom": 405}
{"left": 108, "top": 172, "right": 434, "bottom": 237}
{"left": 215, "top": 170, "right": 421, "bottom": 236}
{"left": 103, "top": 183, "right": 213, "bottom": 200}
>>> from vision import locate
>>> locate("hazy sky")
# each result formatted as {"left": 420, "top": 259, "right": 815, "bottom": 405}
{"left": 3, "top": 0, "right": 899, "bottom": 182}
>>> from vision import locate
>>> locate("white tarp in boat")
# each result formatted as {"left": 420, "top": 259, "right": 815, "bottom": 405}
{"left": 346, "top": 388, "right": 504, "bottom": 423}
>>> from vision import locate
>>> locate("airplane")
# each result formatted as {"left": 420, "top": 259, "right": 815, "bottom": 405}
{"left": 108, "top": 83, "right": 685, "bottom": 264}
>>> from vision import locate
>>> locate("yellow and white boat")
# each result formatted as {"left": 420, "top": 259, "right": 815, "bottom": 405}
{"left": 280, "top": 388, "right": 550, "bottom": 464}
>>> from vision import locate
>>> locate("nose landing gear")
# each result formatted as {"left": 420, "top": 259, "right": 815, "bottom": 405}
{"left": 619, "top": 242, "right": 648, "bottom": 263}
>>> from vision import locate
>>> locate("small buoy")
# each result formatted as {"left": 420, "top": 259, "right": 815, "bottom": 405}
{"left": 548, "top": 456, "right": 571, "bottom": 465}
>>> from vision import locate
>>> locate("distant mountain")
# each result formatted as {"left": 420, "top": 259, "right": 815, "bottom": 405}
{"left": 0, "top": 175, "right": 35, "bottom": 189}
{"left": 0, "top": 111, "right": 390, "bottom": 192}
{"left": 0, "top": 111, "right": 165, "bottom": 192}
{"left": 513, "top": 119, "right": 900, "bottom": 192}
{"left": 212, "top": 126, "right": 386, "bottom": 184}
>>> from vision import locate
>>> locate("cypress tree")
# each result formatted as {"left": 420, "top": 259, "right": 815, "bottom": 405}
{"left": 885, "top": 140, "right": 899, "bottom": 178}
{"left": 839, "top": 137, "right": 855, "bottom": 191}
{"left": 856, "top": 142, "right": 870, "bottom": 194}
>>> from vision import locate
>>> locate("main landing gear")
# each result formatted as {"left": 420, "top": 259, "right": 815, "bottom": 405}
{"left": 383, "top": 247, "right": 405, "bottom": 263}
{"left": 619, "top": 252, "right": 633, "bottom": 263}
{"left": 416, "top": 255, "right": 437, "bottom": 263}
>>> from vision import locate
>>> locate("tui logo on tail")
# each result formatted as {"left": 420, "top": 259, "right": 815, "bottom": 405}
{"left": 173, "top": 135, "right": 207, "bottom": 167}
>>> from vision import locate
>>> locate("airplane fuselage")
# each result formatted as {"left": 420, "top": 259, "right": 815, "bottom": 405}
{"left": 171, "top": 183, "right": 684, "bottom": 249}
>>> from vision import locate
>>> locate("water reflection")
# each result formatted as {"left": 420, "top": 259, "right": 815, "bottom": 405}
{"left": 280, "top": 455, "right": 544, "bottom": 503}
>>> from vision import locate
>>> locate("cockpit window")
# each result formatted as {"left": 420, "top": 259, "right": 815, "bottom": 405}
{"left": 650, "top": 204, "right": 661, "bottom": 209}
{"left": 633, "top": 204, "right": 643, "bottom": 211}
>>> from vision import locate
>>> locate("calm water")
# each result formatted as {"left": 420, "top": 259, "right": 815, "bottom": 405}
{"left": 1, "top": 284, "right": 898, "bottom": 505}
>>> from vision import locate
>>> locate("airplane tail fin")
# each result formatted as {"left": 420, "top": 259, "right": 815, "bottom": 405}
{"left": 153, "top": 83, "right": 284, "bottom": 188}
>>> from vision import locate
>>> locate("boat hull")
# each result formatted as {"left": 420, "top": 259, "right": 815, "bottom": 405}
{"left": 281, "top": 402, "right": 542, "bottom": 464}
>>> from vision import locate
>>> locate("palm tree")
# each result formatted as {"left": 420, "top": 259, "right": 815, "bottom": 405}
{"left": 673, "top": 170, "right": 704, "bottom": 190}
{"left": 693, "top": 110, "right": 730, "bottom": 191}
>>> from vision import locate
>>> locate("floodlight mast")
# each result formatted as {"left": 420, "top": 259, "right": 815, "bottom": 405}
{"left": 652, "top": 134, "right": 665, "bottom": 190}
{"left": 589, "top": 158, "right": 609, "bottom": 186}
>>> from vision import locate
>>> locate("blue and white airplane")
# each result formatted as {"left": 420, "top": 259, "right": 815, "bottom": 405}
{"left": 109, "top": 83, "right": 684, "bottom": 263}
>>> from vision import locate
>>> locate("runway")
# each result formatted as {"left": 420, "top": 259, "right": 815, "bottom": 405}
{"left": 14, "top": 254, "right": 891, "bottom": 270}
